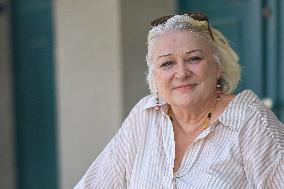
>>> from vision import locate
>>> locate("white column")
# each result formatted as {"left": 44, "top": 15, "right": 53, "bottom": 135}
{"left": 54, "top": 1, "right": 122, "bottom": 188}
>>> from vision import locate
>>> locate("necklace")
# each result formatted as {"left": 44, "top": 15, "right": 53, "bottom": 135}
{"left": 203, "top": 98, "right": 219, "bottom": 130}
{"left": 168, "top": 98, "right": 219, "bottom": 131}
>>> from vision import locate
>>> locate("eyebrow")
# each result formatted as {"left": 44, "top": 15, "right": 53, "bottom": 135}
{"left": 186, "top": 49, "right": 203, "bottom": 54}
{"left": 157, "top": 49, "right": 203, "bottom": 60}
{"left": 157, "top": 53, "right": 172, "bottom": 60}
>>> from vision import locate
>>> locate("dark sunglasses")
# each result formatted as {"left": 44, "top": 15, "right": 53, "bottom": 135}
{"left": 150, "top": 12, "right": 214, "bottom": 41}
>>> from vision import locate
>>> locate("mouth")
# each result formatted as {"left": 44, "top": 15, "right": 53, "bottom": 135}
{"left": 174, "top": 84, "right": 197, "bottom": 91}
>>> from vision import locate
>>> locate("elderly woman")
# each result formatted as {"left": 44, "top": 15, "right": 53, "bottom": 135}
{"left": 75, "top": 13, "right": 284, "bottom": 188}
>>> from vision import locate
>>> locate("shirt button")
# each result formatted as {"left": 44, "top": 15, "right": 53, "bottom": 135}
{"left": 261, "top": 117, "right": 265, "bottom": 121}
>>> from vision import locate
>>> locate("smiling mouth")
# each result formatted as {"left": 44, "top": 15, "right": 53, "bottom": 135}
{"left": 174, "top": 84, "right": 197, "bottom": 90}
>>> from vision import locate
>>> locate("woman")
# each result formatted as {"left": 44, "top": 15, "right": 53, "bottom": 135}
{"left": 75, "top": 13, "right": 284, "bottom": 188}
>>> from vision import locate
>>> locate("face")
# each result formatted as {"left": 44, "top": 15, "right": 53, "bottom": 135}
{"left": 152, "top": 30, "right": 221, "bottom": 108}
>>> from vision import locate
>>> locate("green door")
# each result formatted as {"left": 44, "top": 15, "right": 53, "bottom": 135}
{"left": 178, "top": 0, "right": 284, "bottom": 122}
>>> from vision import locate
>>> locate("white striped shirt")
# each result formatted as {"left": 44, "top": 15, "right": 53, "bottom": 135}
{"left": 75, "top": 90, "right": 284, "bottom": 189}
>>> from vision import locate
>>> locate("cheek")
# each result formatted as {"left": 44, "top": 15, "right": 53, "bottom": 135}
{"left": 154, "top": 71, "right": 164, "bottom": 88}
{"left": 200, "top": 62, "right": 219, "bottom": 80}
{"left": 154, "top": 70, "right": 172, "bottom": 90}
{"left": 200, "top": 65, "right": 219, "bottom": 88}
{"left": 191, "top": 65, "right": 209, "bottom": 80}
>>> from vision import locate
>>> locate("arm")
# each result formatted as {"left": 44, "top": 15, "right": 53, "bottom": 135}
{"left": 258, "top": 156, "right": 284, "bottom": 188}
{"left": 74, "top": 116, "right": 131, "bottom": 189}
{"left": 239, "top": 107, "right": 284, "bottom": 188}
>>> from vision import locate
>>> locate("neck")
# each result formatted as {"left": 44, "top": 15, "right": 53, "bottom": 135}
{"left": 169, "top": 95, "right": 218, "bottom": 133}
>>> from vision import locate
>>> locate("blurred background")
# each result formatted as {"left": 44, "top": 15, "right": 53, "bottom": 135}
{"left": 0, "top": 0, "right": 283, "bottom": 188}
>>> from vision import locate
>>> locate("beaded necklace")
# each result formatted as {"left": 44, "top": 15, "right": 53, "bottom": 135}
{"left": 202, "top": 98, "right": 219, "bottom": 130}
{"left": 169, "top": 98, "right": 219, "bottom": 131}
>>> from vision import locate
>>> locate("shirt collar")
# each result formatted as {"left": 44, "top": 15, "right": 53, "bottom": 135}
{"left": 218, "top": 90, "right": 259, "bottom": 130}
{"left": 143, "top": 90, "right": 259, "bottom": 131}
{"left": 142, "top": 95, "right": 167, "bottom": 110}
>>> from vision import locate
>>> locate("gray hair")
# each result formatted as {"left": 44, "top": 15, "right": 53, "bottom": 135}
{"left": 146, "top": 14, "right": 241, "bottom": 95}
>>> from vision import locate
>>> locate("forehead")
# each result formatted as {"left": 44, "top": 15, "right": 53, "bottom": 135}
{"left": 151, "top": 30, "right": 211, "bottom": 56}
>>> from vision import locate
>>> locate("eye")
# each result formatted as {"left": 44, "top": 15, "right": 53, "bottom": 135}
{"left": 186, "top": 56, "right": 202, "bottom": 64}
{"left": 160, "top": 61, "right": 175, "bottom": 69}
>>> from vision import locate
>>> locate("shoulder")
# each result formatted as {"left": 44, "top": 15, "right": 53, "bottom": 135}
{"left": 234, "top": 90, "right": 284, "bottom": 185}
{"left": 232, "top": 90, "right": 284, "bottom": 169}
{"left": 126, "top": 95, "right": 155, "bottom": 117}
{"left": 117, "top": 95, "right": 157, "bottom": 151}
{"left": 240, "top": 91, "right": 283, "bottom": 143}
{"left": 241, "top": 98, "right": 284, "bottom": 151}
{"left": 220, "top": 89, "right": 283, "bottom": 149}
{"left": 220, "top": 90, "right": 283, "bottom": 131}
{"left": 110, "top": 95, "right": 155, "bottom": 148}
{"left": 121, "top": 94, "right": 157, "bottom": 130}
{"left": 132, "top": 95, "right": 155, "bottom": 111}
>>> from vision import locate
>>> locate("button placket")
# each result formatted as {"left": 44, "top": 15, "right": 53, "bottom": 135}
{"left": 175, "top": 125, "right": 215, "bottom": 177}
{"left": 161, "top": 112, "right": 176, "bottom": 187}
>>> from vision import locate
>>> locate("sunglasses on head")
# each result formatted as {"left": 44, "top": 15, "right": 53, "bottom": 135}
{"left": 150, "top": 12, "right": 214, "bottom": 41}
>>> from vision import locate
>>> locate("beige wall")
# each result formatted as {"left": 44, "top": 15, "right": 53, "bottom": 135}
{"left": 54, "top": 0, "right": 122, "bottom": 188}
{"left": 55, "top": 0, "right": 175, "bottom": 188}
{"left": 0, "top": 3, "right": 15, "bottom": 189}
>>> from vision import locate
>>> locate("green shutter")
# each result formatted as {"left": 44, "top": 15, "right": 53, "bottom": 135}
{"left": 277, "top": 0, "right": 284, "bottom": 121}
{"left": 11, "top": 0, "right": 58, "bottom": 189}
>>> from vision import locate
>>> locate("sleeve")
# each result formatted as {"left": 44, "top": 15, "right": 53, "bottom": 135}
{"left": 74, "top": 114, "right": 133, "bottom": 189}
{"left": 259, "top": 156, "right": 284, "bottom": 188}
{"left": 239, "top": 108, "right": 284, "bottom": 189}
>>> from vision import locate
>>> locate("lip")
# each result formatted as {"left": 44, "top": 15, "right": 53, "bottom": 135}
{"left": 174, "top": 84, "right": 196, "bottom": 90}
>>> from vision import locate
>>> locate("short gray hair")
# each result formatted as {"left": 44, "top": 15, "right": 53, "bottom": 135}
{"left": 146, "top": 14, "right": 241, "bottom": 95}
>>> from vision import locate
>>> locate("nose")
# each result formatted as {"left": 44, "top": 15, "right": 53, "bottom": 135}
{"left": 175, "top": 62, "right": 190, "bottom": 79}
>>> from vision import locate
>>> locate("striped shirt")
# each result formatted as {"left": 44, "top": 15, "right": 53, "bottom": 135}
{"left": 75, "top": 90, "right": 284, "bottom": 189}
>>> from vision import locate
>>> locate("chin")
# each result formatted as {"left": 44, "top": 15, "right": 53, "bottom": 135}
{"left": 173, "top": 96, "right": 194, "bottom": 107}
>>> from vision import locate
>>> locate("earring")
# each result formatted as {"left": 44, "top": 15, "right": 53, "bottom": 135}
{"left": 217, "top": 78, "right": 222, "bottom": 101}
{"left": 154, "top": 91, "right": 160, "bottom": 111}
